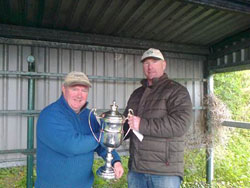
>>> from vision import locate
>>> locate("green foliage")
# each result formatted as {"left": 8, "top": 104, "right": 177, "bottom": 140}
{"left": 213, "top": 70, "right": 250, "bottom": 188}
{"left": 213, "top": 129, "right": 250, "bottom": 188}
{"left": 214, "top": 70, "right": 250, "bottom": 121}
{"left": 182, "top": 70, "right": 250, "bottom": 188}
{"left": 182, "top": 149, "right": 207, "bottom": 187}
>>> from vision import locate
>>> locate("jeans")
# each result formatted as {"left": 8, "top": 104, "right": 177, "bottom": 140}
{"left": 128, "top": 170, "right": 181, "bottom": 188}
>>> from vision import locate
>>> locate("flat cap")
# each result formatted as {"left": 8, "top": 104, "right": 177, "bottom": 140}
{"left": 64, "top": 71, "right": 92, "bottom": 87}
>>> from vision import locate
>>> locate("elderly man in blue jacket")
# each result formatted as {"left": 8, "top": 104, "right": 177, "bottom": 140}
{"left": 35, "top": 71, "right": 123, "bottom": 188}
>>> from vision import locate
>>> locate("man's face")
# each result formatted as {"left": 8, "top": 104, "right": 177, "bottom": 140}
{"left": 62, "top": 85, "right": 89, "bottom": 113}
{"left": 143, "top": 58, "right": 166, "bottom": 84}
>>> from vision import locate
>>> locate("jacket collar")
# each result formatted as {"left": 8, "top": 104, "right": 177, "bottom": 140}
{"left": 141, "top": 73, "right": 168, "bottom": 88}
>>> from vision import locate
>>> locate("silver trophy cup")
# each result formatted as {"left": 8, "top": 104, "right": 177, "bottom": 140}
{"left": 88, "top": 101, "right": 132, "bottom": 180}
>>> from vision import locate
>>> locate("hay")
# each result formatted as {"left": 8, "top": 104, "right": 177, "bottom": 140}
{"left": 205, "top": 94, "right": 232, "bottom": 146}
{"left": 185, "top": 94, "right": 232, "bottom": 150}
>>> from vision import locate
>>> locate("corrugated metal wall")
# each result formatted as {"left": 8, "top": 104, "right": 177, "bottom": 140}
{"left": 0, "top": 38, "right": 206, "bottom": 167}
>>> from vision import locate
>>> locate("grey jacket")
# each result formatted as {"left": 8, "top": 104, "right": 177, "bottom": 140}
{"left": 124, "top": 73, "right": 192, "bottom": 178}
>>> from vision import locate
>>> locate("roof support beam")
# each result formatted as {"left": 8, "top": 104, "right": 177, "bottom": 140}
{"left": 0, "top": 24, "right": 209, "bottom": 55}
{"left": 210, "top": 29, "right": 250, "bottom": 58}
{"left": 182, "top": 0, "right": 250, "bottom": 14}
{"left": 208, "top": 60, "right": 250, "bottom": 74}
{"left": 208, "top": 29, "right": 250, "bottom": 73}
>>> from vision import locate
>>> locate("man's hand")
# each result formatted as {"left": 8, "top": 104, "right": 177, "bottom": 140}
{"left": 128, "top": 115, "right": 141, "bottom": 132}
{"left": 113, "top": 162, "right": 124, "bottom": 179}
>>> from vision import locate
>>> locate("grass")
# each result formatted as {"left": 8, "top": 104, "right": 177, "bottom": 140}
{"left": 0, "top": 129, "right": 249, "bottom": 188}
{"left": 0, "top": 166, "right": 27, "bottom": 188}
{"left": 0, "top": 157, "right": 129, "bottom": 188}
{"left": 92, "top": 157, "right": 128, "bottom": 188}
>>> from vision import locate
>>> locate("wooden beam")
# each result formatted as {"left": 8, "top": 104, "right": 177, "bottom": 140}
{"left": 0, "top": 24, "right": 209, "bottom": 55}
{"left": 208, "top": 29, "right": 250, "bottom": 73}
{"left": 209, "top": 59, "right": 250, "bottom": 74}
{"left": 210, "top": 29, "right": 250, "bottom": 59}
{"left": 0, "top": 37, "right": 206, "bottom": 61}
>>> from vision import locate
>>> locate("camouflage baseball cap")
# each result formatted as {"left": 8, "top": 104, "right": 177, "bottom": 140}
{"left": 141, "top": 48, "right": 165, "bottom": 62}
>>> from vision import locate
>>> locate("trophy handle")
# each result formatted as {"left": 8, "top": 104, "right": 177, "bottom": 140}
{"left": 88, "top": 108, "right": 103, "bottom": 143}
{"left": 123, "top": 108, "right": 134, "bottom": 141}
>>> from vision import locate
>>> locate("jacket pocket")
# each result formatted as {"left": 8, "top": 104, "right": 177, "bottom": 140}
{"left": 168, "top": 141, "right": 185, "bottom": 162}
{"left": 137, "top": 138, "right": 169, "bottom": 163}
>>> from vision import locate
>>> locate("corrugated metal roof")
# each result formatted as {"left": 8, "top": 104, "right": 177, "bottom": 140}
{"left": 0, "top": 0, "right": 250, "bottom": 48}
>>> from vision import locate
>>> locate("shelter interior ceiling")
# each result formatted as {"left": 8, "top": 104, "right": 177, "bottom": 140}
{"left": 0, "top": 0, "right": 250, "bottom": 72}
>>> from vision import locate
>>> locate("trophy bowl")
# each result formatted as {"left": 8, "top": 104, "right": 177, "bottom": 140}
{"left": 89, "top": 101, "right": 131, "bottom": 180}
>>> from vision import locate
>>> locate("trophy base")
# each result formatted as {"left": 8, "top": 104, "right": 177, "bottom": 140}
{"left": 97, "top": 165, "right": 115, "bottom": 180}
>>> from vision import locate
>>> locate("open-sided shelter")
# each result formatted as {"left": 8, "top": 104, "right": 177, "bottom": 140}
{"left": 1, "top": 0, "right": 250, "bottom": 187}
